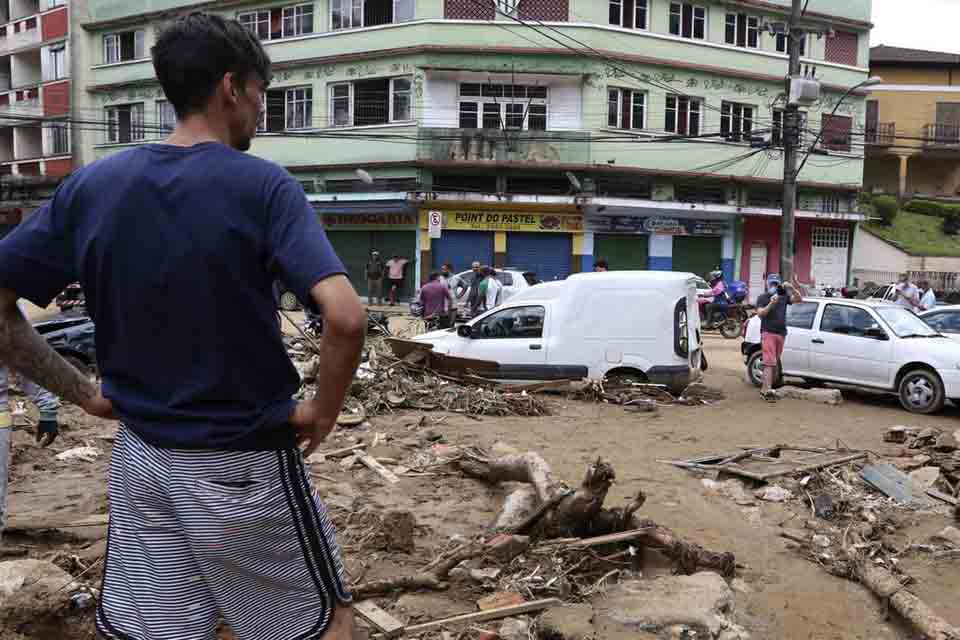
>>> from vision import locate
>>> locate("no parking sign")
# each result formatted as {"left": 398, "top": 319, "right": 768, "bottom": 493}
{"left": 428, "top": 210, "right": 443, "bottom": 239}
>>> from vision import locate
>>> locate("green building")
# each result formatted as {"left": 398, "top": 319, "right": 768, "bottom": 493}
{"left": 73, "top": 0, "right": 873, "bottom": 301}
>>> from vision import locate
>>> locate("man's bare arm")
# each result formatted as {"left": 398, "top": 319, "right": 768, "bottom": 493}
{"left": 292, "top": 275, "right": 366, "bottom": 455}
{"left": 0, "top": 288, "right": 110, "bottom": 416}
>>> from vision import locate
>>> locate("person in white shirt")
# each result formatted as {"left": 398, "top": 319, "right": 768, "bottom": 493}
{"left": 484, "top": 268, "right": 503, "bottom": 311}
{"left": 919, "top": 280, "right": 937, "bottom": 311}
{"left": 894, "top": 273, "right": 920, "bottom": 309}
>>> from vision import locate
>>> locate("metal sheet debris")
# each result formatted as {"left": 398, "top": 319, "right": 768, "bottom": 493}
{"left": 666, "top": 446, "right": 867, "bottom": 482}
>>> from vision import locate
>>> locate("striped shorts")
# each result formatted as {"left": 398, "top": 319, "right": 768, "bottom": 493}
{"left": 96, "top": 426, "right": 352, "bottom": 640}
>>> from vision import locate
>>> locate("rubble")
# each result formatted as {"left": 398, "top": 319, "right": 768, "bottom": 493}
{"left": 778, "top": 385, "right": 843, "bottom": 405}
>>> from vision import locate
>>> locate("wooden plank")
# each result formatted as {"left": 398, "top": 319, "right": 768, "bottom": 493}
{"left": 861, "top": 463, "right": 934, "bottom": 505}
{"left": 561, "top": 528, "right": 655, "bottom": 549}
{"left": 927, "top": 488, "right": 959, "bottom": 506}
{"left": 307, "top": 443, "right": 366, "bottom": 463}
{"left": 359, "top": 455, "right": 400, "bottom": 485}
{"left": 403, "top": 599, "right": 561, "bottom": 635}
{"left": 6, "top": 513, "right": 109, "bottom": 532}
{"left": 354, "top": 600, "right": 404, "bottom": 638}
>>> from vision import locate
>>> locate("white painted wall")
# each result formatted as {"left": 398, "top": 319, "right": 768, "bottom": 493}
{"left": 547, "top": 80, "right": 581, "bottom": 130}
{"left": 851, "top": 227, "right": 909, "bottom": 273}
{"left": 421, "top": 75, "right": 456, "bottom": 128}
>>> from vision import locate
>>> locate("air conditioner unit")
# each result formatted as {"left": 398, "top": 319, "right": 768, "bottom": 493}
{"left": 788, "top": 77, "right": 820, "bottom": 107}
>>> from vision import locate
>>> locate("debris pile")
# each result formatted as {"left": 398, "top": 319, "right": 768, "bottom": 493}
{"left": 883, "top": 426, "right": 960, "bottom": 505}
{"left": 570, "top": 379, "right": 725, "bottom": 412}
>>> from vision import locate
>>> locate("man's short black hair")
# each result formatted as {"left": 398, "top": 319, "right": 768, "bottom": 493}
{"left": 152, "top": 12, "right": 271, "bottom": 119}
{"left": 595, "top": 259, "right": 609, "bottom": 270}
{"left": 428, "top": 271, "right": 441, "bottom": 281}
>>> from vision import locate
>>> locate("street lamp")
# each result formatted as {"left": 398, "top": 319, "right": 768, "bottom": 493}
{"left": 795, "top": 75, "right": 883, "bottom": 175}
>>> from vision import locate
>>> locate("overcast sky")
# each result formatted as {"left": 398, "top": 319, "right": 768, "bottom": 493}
{"left": 870, "top": 0, "right": 960, "bottom": 54}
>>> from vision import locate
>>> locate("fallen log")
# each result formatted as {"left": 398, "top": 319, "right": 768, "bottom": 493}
{"left": 844, "top": 534, "right": 960, "bottom": 640}
{"left": 458, "top": 449, "right": 735, "bottom": 577}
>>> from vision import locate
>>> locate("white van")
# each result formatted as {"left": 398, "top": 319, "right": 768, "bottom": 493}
{"left": 412, "top": 271, "right": 704, "bottom": 393}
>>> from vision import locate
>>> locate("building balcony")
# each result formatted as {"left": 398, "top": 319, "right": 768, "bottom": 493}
{"left": 0, "top": 22, "right": 39, "bottom": 55}
{"left": 0, "top": 97, "right": 40, "bottom": 119}
{"left": 924, "top": 123, "right": 960, "bottom": 148}
{"left": 865, "top": 122, "right": 895, "bottom": 147}
{"left": 417, "top": 128, "right": 591, "bottom": 166}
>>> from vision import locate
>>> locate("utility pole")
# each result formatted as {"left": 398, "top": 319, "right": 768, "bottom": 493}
{"left": 780, "top": 0, "right": 803, "bottom": 281}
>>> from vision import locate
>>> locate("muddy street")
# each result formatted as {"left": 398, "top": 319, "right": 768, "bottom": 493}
{"left": 3, "top": 332, "right": 960, "bottom": 640}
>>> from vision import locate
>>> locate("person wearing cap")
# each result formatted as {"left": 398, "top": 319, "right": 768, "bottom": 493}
{"left": 366, "top": 249, "right": 386, "bottom": 306}
{"left": 755, "top": 273, "right": 802, "bottom": 402}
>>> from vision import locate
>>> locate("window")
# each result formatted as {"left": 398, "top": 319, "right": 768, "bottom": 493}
{"left": 331, "top": 84, "right": 351, "bottom": 127}
{"left": 720, "top": 102, "right": 753, "bottom": 142}
{"left": 669, "top": 3, "right": 706, "bottom": 40}
{"left": 282, "top": 4, "right": 314, "bottom": 36}
{"left": 332, "top": 0, "right": 414, "bottom": 30}
{"left": 458, "top": 83, "right": 548, "bottom": 131}
{"left": 240, "top": 4, "right": 314, "bottom": 40}
{"left": 607, "top": 88, "right": 645, "bottom": 130}
{"left": 772, "top": 109, "right": 807, "bottom": 147}
{"left": 102, "top": 30, "right": 145, "bottom": 64}
{"left": 156, "top": 99, "right": 176, "bottom": 134}
{"left": 923, "top": 311, "right": 960, "bottom": 334}
{"left": 46, "top": 0, "right": 66, "bottom": 6}
{"left": 261, "top": 87, "right": 314, "bottom": 132}
{"left": 48, "top": 44, "right": 67, "bottom": 80}
{"left": 49, "top": 122, "right": 69, "bottom": 155}
{"left": 825, "top": 30, "right": 859, "bottom": 66}
{"left": 238, "top": 10, "right": 271, "bottom": 39}
{"left": 496, "top": 0, "right": 519, "bottom": 15}
{"left": 820, "top": 114, "right": 852, "bottom": 152}
{"left": 820, "top": 305, "right": 881, "bottom": 338}
{"left": 786, "top": 302, "right": 819, "bottom": 330}
{"left": 775, "top": 31, "right": 807, "bottom": 56}
{"left": 609, "top": 0, "right": 648, "bottom": 29}
{"left": 391, "top": 77, "right": 412, "bottom": 122}
{"left": 665, "top": 95, "right": 701, "bottom": 135}
{"left": 286, "top": 87, "right": 312, "bottom": 129}
{"left": 473, "top": 306, "right": 545, "bottom": 339}
{"left": 725, "top": 13, "right": 759, "bottom": 48}
{"left": 104, "top": 103, "right": 145, "bottom": 144}
{"left": 330, "top": 77, "right": 413, "bottom": 127}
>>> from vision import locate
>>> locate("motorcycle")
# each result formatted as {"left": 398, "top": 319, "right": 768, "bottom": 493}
{"left": 700, "top": 281, "right": 749, "bottom": 339}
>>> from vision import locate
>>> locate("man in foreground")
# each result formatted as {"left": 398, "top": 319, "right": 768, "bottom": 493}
{"left": 0, "top": 13, "right": 364, "bottom": 640}
{"left": 894, "top": 273, "right": 920, "bottom": 310}
{"left": 755, "top": 273, "right": 802, "bottom": 402}
{"left": 420, "top": 271, "right": 454, "bottom": 328}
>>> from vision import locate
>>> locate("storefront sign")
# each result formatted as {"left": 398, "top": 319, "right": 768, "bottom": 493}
{"left": 422, "top": 210, "right": 582, "bottom": 233}
{"left": 321, "top": 213, "right": 417, "bottom": 230}
{"left": 588, "top": 216, "right": 728, "bottom": 236}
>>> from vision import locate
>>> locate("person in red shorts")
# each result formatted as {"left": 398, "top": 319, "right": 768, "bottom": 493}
{"left": 755, "top": 273, "right": 802, "bottom": 402}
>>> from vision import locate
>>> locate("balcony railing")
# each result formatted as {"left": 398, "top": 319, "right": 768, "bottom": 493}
{"left": 0, "top": 98, "right": 41, "bottom": 119}
{"left": 418, "top": 128, "right": 591, "bottom": 165}
{"left": 0, "top": 23, "right": 39, "bottom": 55}
{"left": 924, "top": 122, "right": 960, "bottom": 147}
{"left": 865, "top": 122, "right": 895, "bottom": 146}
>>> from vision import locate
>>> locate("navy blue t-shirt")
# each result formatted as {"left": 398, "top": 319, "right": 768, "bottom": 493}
{"left": 0, "top": 142, "right": 345, "bottom": 450}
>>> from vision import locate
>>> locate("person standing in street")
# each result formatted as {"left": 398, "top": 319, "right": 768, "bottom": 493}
{"left": 385, "top": 254, "right": 410, "bottom": 306}
{"left": 894, "top": 273, "right": 920, "bottom": 310}
{"left": 919, "top": 280, "right": 937, "bottom": 311}
{"left": 1, "top": 335, "right": 61, "bottom": 537}
{"left": 755, "top": 273, "right": 802, "bottom": 402}
{"left": 0, "top": 13, "right": 365, "bottom": 640}
{"left": 460, "top": 261, "right": 484, "bottom": 315}
{"left": 366, "top": 249, "right": 386, "bottom": 306}
{"left": 479, "top": 266, "right": 503, "bottom": 311}
{"left": 419, "top": 272, "right": 454, "bottom": 328}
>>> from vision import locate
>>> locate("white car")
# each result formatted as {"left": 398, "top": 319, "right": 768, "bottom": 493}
{"left": 413, "top": 271, "right": 704, "bottom": 394}
{"left": 920, "top": 305, "right": 960, "bottom": 341}
{"left": 742, "top": 298, "right": 960, "bottom": 414}
{"left": 449, "top": 268, "right": 530, "bottom": 317}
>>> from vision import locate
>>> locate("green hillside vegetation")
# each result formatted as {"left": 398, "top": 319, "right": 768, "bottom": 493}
{"left": 864, "top": 210, "right": 960, "bottom": 257}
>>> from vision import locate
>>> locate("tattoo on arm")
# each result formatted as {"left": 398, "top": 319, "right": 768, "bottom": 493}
{"left": 0, "top": 296, "right": 96, "bottom": 407}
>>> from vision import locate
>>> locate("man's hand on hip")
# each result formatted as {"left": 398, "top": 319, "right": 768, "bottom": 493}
{"left": 291, "top": 401, "right": 337, "bottom": 457}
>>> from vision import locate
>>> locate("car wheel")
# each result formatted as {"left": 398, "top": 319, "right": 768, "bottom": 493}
{"left": 720, "top": 319, "right": 741, "bottom": 339}
{"left": 747, "top": 351, "right": 783, "bottom": 389}
{"left": 746, "top": 351, "right": 764, "bottom": 388}
{"left": 898, "top": 369, "right": 945, "bottom": 415}
{"left": 279, "top": 291, "right": 300, "bottom": 311}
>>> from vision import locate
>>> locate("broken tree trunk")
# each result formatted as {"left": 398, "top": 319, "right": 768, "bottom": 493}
{"left": 458, "top": 449, "right": 735, "bottom": 578}
{"left": 844, "top": 537, "right": 960, "bottom": 640}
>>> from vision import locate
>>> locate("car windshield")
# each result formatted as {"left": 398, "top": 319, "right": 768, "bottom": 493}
{"left": 876, "top": 306, "right": 940, "bottom": 337}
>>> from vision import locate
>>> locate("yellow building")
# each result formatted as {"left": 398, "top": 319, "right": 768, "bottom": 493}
{"left": 864, "top": 46, "right": 960, "bottom": 200}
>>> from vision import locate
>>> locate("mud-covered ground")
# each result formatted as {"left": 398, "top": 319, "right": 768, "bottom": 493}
{"left": 4, "top": 327, "right": 959, "bottom": 639}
